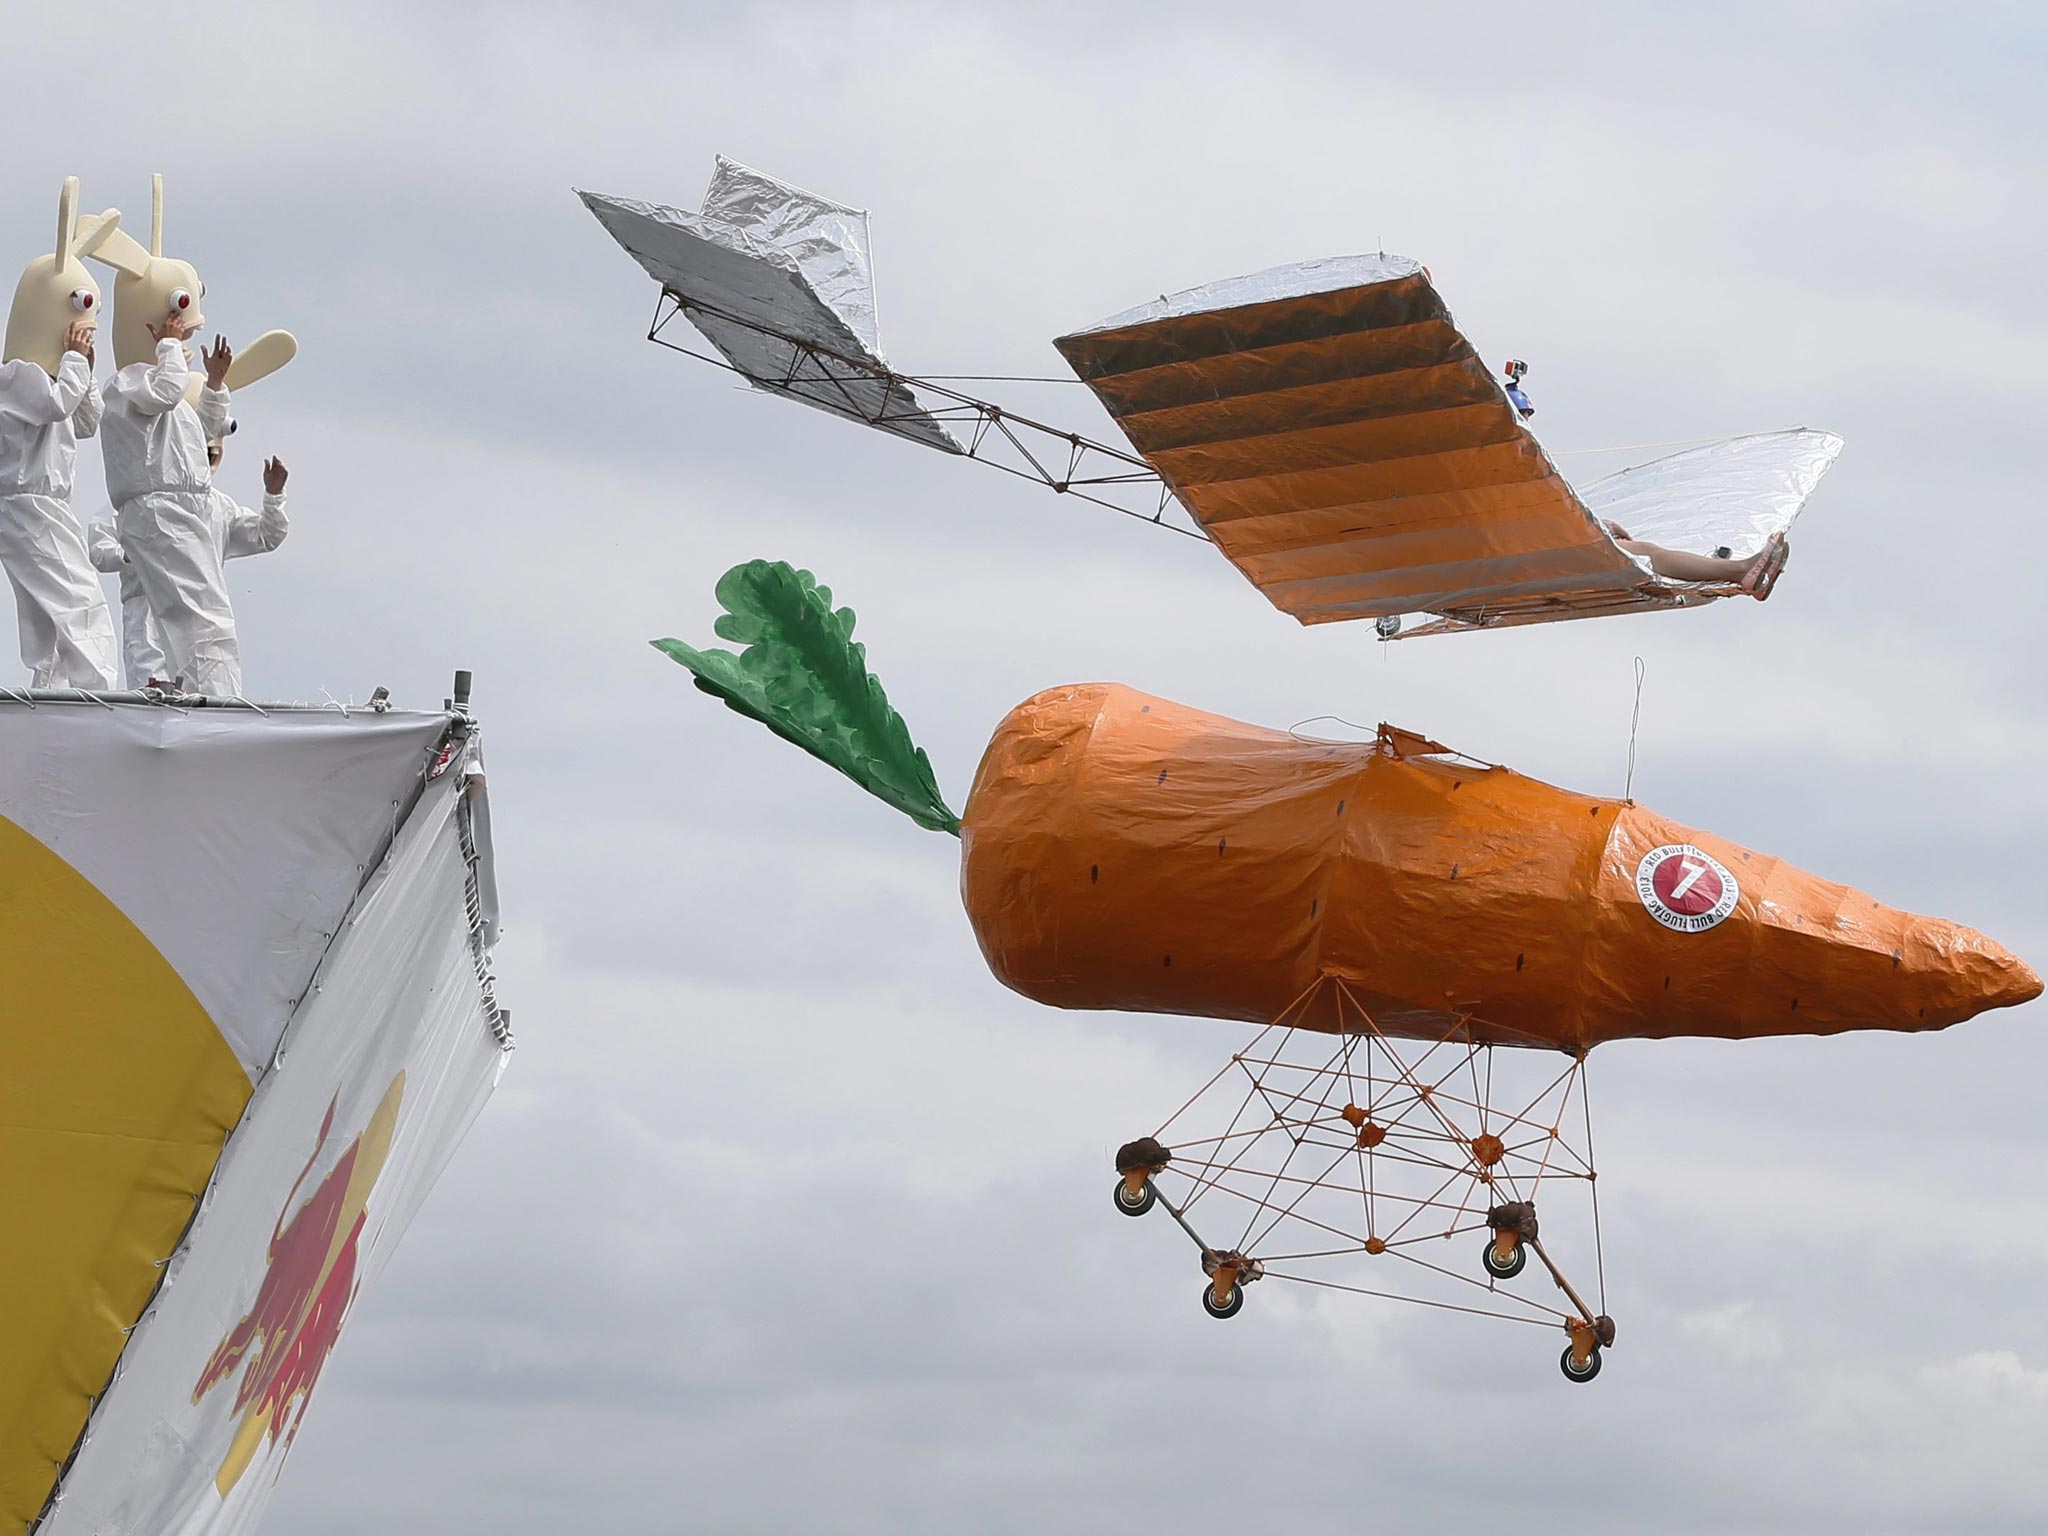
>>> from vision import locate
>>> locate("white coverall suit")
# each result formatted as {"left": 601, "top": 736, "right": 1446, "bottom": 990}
{"left": 89, "top": 485, "right": 288, "bottom": 690}
{"left": 0, "top": 351, "right": 120, "bottom": 688}
{"left": 99, "top": 339, "right": 240, "bottom": 695}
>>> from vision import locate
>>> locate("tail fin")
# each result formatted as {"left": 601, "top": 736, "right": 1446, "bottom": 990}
{"left": 653, "top": 560, "right": 961, "bottom": 835}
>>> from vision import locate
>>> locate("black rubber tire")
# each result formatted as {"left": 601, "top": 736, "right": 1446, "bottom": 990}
{"left": 1201, "top": 1283, "right": 1245, "bottom": 1319}
{"left": 1482, "top": 1237, "right": 1528, "bottom": 1280}
{"left": 1559, "top": 1344, "right": 1603, "bottom": 1383}
{"left": 1112, "top": 1178, "right": 1157, "bottom": 1218}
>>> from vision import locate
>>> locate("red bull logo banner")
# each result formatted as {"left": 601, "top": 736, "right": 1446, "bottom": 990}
{"left": 37, "top": 753, "right": 506, "bottom": 1536}
{"left": 193, "top": 1078, "right": 405, "bottom": 1499}
{"left": 0, "top": 703, "right": 471, "bottom": 1535}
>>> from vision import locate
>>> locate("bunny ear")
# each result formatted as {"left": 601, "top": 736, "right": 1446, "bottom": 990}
{"left": 86, "top": 223, "right": 153, "bottom": 279}
{"left": 223, "top": 330, "right": 298, "bottom": 392}
{"left": 56, "top": 177, "right": 79, "bottom": 260}
{"left": 149, "top": 173, "right": 164, "bottom": 258}
{"left": 72, "top": 208, "right": 122, "bottom": 261}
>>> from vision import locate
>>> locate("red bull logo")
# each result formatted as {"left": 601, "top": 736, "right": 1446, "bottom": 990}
{"left": 192, "top": 1073, "right": 405, "bottom": 1496}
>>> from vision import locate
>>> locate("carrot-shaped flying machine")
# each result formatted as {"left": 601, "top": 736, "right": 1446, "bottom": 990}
{"left": 657, "top": 560, "right": 2041, "bottom": 1382}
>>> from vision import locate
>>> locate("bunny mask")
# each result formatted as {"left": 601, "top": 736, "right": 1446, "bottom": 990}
{"left": 89, "top": 174, "right": 297, "bottom": 391}
{"left": 4, "top": 178, "right": 123, "bottom": 376}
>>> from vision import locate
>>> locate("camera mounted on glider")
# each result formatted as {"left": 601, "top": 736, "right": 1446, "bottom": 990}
{"left": 1503, "top": 357, "right": 1534, "bottom": 418}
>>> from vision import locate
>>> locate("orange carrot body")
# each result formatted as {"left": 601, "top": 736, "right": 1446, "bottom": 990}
{"left": 959, "top": 684, "right": 2040, "bottom": 1048}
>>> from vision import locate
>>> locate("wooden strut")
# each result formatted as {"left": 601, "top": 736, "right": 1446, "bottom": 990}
{"left": 1529, "top": 1236, "right": 1595, "bottom": 1324}
{"left": 1530, "top": 1236, "right": 1612, "bottom": 1356}
{"left": 1142, "top": 1177, "right": 1261, "bottom": 1302}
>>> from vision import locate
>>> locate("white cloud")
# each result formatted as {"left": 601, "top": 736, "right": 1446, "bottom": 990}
{"left": 1938, "top": 1350, "right": 2048, "bottom": 1400}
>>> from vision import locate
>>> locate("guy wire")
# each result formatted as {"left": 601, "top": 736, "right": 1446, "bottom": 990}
{"left": 1624, "top": 656, "right": 1646, "bottom": 803}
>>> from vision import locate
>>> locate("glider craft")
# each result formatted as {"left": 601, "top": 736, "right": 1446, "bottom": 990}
{"left": 585, "top": 157, "right": 1842, "bottom": 640}
{"left": 656, "top": 561, "right": 2040, "bottom": 1383}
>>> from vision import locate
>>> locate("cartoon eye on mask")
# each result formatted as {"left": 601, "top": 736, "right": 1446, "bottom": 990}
{"left": 69, "top": 289, "right": 95, "bottom": 313}
{"left": 168, "top": 288, "right": 194, "bottom": 314}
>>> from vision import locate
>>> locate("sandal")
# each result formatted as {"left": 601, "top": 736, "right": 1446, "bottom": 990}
{"left": 1740, "top": 533, "right": 1786, "bottom": 597}
{"left": 1757, "top": 537, "right": 1791, "bottom": 599}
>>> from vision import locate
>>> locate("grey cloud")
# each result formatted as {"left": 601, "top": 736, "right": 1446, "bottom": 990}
{"left": 9, "top": 1, "right": 2045, "bottom": 1531}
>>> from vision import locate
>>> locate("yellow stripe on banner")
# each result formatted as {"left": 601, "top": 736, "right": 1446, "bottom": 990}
{"left": 0, "top": 816, "right": 252, "bottom": 1534}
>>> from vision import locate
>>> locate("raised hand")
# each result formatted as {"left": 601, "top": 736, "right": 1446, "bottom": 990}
{"left": 203, "top": 335, "right": 233, "bottom": 389}
{"left": 263, "top": 456, "right": 288, "bottom": 494}
{"left": 147, "top": 308, "right": 201, "bottom": 345}
{"left": 63, "top": 319, "right": 94, "bottom": 360}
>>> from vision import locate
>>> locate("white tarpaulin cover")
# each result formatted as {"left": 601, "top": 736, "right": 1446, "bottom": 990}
{"left": 0, "top": 700, "right": 507, "bottom": 1536}
{"left": 0, "top": 707, "right": 449, "bottom": 1078}
{"left": 580, "top": 157, "right": 963, "bottom": 453}
{"left": 41, "top": 756, "right": 505, "bottom": 1536}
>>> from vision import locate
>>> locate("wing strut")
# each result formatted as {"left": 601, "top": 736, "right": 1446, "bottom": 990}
{"left": 646, "top": 290, "right": 1204, "bottom": 541}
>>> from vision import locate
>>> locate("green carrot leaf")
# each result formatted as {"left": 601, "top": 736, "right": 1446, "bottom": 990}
{"left": 652, "top": 560, "right": 961, "bottom": 835}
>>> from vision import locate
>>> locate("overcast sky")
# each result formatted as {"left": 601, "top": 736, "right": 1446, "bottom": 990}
{"left": 11, "top": 1, "right": 2048, "bottom": 1530}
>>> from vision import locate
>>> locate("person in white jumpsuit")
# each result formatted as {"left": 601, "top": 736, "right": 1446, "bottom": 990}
{"left": 90, "top": 439, "right": 289, "bottom": 690}
{"left": 0, "top": 319, "right": 119, "bottom": 688}
{"left": 99, "top": 317, "right": 242, "bottom": 695}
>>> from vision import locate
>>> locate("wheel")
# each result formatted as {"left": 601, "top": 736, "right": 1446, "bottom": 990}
{"left": 1112, "top": 1178, "right": 1157, "bottom": 1217}
{"left": 1201, "top": 1282, "right": 1245, "bottom": 1319}
{"left": 1559, "top": 1344, "right": 1602, "bottom": 1383}
{"left": 1482, "top": 1237, "right": 1527, "bottom": 1280}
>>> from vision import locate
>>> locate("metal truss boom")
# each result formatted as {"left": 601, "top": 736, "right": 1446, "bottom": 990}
{"left": 645, "top": 291, "right": 1209, "bottom": 541}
